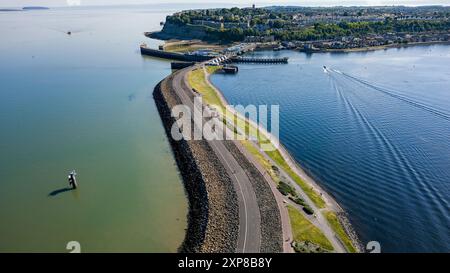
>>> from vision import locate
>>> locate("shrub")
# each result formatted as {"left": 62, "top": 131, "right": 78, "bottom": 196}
{"left": 289, "top": 196, "right": 306, "bottom": 207}
{"left": 303, "top": 205, "right": 314, "bottom": 215}
{"left": 292, "top": 240, "right": 329, "bottom": 253}
{"left": 277, "top": 181, "right": 296, "bottom": 196}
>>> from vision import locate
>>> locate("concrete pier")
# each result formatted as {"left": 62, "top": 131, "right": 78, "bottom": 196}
{"left": 140, "top": 46, "right": 214, "bottom": 62}
{"left": 231, "top": 56, "right": 288, "bottom": 64}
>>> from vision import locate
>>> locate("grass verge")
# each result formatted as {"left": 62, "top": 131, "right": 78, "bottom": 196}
{"left": 187, "top": 66, "right": 224, "bottom": 110}
{"left": 164, "top": 40, "right": 225, "bottom": 53}
{"left": 287, "top": 205, "right": 334, "bottom": 251}
{"left": 323, "top": 211, "right": 357, "bottom": 253}
{"left": 266, "top": 149, "right": 326, "bottom": 208}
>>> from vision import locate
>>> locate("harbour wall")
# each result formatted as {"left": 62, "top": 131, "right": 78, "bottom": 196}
{"left": 171, "top": 62, "right": 196, "bottom": 69}
{"left": 141, "top": 47, "right": 214, "bottom": 62}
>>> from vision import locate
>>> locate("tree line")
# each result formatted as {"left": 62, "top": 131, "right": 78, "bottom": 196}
{"left": 202, "top": 19, "right": 450, "bottom": 42}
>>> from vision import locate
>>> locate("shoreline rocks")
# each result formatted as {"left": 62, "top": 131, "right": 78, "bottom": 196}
{"left": 153, "top": 76, "right": 239, "bottom": 252}
{"left": 337, "top": 211, "right": 365, "bottom": 253}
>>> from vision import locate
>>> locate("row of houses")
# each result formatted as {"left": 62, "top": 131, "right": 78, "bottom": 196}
{"left": 396, "top": 16, "right": 446, "bottom": 21}
{"left": 223, "top": 43, "right": 257, "bottom": 54}
{"left": 192, "top": 19, "right": 250, "bottom": 29}
{"left": 297, "top": 32, "right": 450, "bottom": 51}
{"left": 244, "top": 35, "right": 275, "bottom": 43}
{"left": 292, "top": 14, "right": 387, "bottom": 26}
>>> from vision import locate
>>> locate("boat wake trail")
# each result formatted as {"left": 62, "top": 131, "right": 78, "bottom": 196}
{"left": 328, "top": 71, "right": 450, "bottom": 215}
{"left": 327, "top": 68, "right": 450, "bottom": 121}
{"left": 328, "top": 71, "right": 450, "bottom": 223}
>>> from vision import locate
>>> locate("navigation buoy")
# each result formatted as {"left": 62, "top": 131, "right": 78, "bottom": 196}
{"left": 68, "top": 170, "right": 78, "bottom": 189}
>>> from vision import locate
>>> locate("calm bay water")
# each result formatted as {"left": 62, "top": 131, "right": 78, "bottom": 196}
{"left": 211, "top": 46, "right": 450, "bottom": 252}
{"left": 0, "top": 6, "right": 189, "bottom": 252}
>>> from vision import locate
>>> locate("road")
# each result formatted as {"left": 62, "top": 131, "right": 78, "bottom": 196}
{"left": 234, "top": 141, "right": 295, "bottom": 253}
{"left": 201, "top": 66, "right": 294, "bottom": 253}
{"left": 170, "top": 66, "right": 262, "bottom": 253}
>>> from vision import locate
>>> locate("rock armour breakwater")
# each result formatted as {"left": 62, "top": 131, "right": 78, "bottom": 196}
{"left": 153, "top": 75, "right": 239, "bottom": 253}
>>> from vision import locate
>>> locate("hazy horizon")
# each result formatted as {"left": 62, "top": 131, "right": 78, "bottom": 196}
{"left": 1, "top": 0, "right": 449, "bottom": 8}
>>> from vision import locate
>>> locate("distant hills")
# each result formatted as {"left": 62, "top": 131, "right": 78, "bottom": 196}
{"left": 0, "top": 6, "right": 49, "bottom": 12}
{"left": 22, "top": 7, "right": 50, "bottom": 10}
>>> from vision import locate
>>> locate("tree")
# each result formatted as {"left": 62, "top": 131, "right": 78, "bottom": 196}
{"left": 272, "top": 19, "right": 285, "bottom": 28}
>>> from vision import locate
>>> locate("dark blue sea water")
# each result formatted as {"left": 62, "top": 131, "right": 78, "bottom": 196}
{"left": 211, "top": 46, "right": 450, "bottom": 252}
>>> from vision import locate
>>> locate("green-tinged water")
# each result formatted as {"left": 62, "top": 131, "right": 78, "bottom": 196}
{"left": 0, "top": 6, "right": 188, "bottom": 252}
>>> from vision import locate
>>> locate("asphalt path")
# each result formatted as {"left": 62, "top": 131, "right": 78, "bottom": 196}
{"left": 170, "top": 67, "right": 262, "bottom": 253}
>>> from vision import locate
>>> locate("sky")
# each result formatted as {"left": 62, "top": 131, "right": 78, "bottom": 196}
{"left": 1, "top": 0, "right": 449, "bottom": 8}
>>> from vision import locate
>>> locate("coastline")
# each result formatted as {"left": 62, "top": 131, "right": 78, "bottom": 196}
{"left": 204, "top": 68, "right": 364, "bottom": 252}
{"left": 301, "top": 40, "right": 450, "bottom": 53}
{"left": 150, "top": 28, "right": 450, "bottom": 54}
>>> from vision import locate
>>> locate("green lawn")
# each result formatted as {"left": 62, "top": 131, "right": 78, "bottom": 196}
{"left": 287, "top": 205, "right": 334, "bottom": 251}
{"left": 323, "top": 211, "right": 357, "bottom": 253}
{"left": 187, "top": 67, "right": 224, "bottom": 111}
{"left": 266, "top": 149, "right": 326, "bottom": 208}
{"left": 240, "top": 140, "right": 280, "bottom": 183}
{"left": 165, "top": 44, "right": 194, "bottom": 53}
{"left": 164, "top": 40, "right": 225, "bottom": 53}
